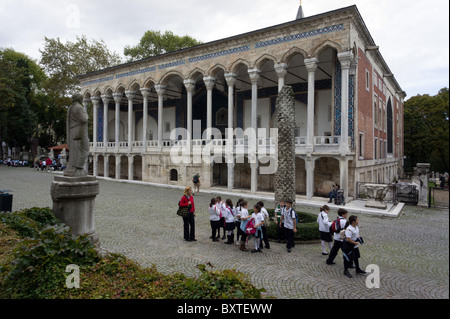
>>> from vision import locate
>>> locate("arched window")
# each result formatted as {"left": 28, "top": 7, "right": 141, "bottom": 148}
{"left": 170, "top": 169, "right": 178, "bottom": 181}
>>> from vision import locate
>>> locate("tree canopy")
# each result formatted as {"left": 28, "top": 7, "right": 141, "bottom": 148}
{"left": 124, "top": 30, "right": 202, "bottom": 62}
{"left": 404, "top": 88, "right": 449, "bottom": 173}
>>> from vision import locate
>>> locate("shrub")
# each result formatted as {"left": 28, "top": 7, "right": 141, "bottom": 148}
{"left": 1, "top": 208, "right": 267, "bottom": 299}
{"left": 0, "top": 208, "right": 99, "bottom": 298}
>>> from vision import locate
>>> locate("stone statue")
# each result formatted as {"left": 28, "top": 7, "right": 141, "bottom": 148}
{"left": 64, "top": 93, "right": 89, "bottom": 177}
{"left": 274, "top": 86, "right": 296, "bottom": 206}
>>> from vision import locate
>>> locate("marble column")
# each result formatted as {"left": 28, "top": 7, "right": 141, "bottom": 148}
{"left": 248, "top": 68, "right": 260, "bottom": 194}
{"left": 338, "top": 51, "right": 353, "bottom": 154}
{"left": 101, "top": 95, "right": 111, "bottom": 152}
{"left": 128, "top": 155, "right": 134, "bottom": 181}
{"left": 125, "top": 91, "right": 135, "bottom": 152}
{"left": 304, "top": 58, "right": 318, "bottom": 153}
{"left": 274, "top": 63, "right": 288, "bottom": 92}
{"left": 115, "top": 155, "right": 121, "bottom": 180}
{"left": 203, "top": 76, "right": 216, "bottom": 140}
{"left": 225, "top": 72, "right": 237, "bottom": 191}
{"left": 112, "top": 93, "right": 122, "bottom": 152}
{"left": 91, "top": 97, "right": 100, "bottom": 149}
{"left": 104, "top": 154, "right": 109, "bottom": 178}
{"left": 305, "top": 156, "right": 315, "bottom": 200}
{"left": 184, "top": 80, "right": 196, "bottom": 143}
{"left": 339, "top": 156, "right": 349, "bottom": 201}
{"left": 155, "top": 85, "right": 166, "bottom": 149}
{"left": 140, "top": 88, "right": 151, "bottom": 153}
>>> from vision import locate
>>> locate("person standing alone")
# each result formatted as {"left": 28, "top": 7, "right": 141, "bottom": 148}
{"left": 179, "top": 187, "right": 196, "bottom": 242}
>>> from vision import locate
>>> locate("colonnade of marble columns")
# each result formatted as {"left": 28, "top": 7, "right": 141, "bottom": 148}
{"left": 85, "top": 51, "right": 355, "bottom": 198}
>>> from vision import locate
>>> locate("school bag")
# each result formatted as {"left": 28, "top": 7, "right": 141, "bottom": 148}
{"left": 330, "top": 218, "right": 342, "bottom": 233}
{"left": 245, "top": 218, "right": 257, "bottom": 235}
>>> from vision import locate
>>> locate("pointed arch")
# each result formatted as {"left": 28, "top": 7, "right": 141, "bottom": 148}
{"left": 159, "top": 70, "right": 185, "bottom": 86}
{"left": 229, "top": 58, "right": 251, "bottom": 74}
{"left": 187, "top": 67, "right": 206, "bottom": 81}
{"left": 104, "top": 86, "right": 114, "bottom": 96}
{"left": 128, "top": 80, "right": 142, "bottom": 93}
{"left": 82, "top": 89, "right": 92, "bottom": 99}
{"left": 208, "top": 64, "right": 227, "bottom": 78}
{"left": 92, "top": 88, "right": 102, "bottom": 98}
{"left": 143, "top": 76, "right": 156, "bottom": 89}
{"left": 311, "top": 40, "right": 342, "bottom": 59}
{"left": 281, "top": 47, "right": 308, "bottom": 64}
{"left": 254, "top": 54, "right": 277, "bottom": 70}
{"left": 114, "top": 83, "right": 126, "bottom": 94}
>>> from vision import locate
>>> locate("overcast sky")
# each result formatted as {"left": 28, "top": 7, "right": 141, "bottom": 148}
{"left": 0, "top": 0, "right": 448, "bottom": 99}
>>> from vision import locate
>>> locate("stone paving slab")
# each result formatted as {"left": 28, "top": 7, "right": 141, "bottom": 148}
{"left": 1, "top": 166, "right": 448, "bottom": 299}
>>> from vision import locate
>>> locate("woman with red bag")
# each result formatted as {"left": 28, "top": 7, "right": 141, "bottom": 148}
{"left": 179, "top": 186, "right": 196, "bottom": 242}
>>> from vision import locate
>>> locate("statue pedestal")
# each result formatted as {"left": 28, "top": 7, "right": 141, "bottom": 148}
{"left": 50, "top": 175, "right": 100, "bottom": 247}
{"left": 363, "top": 183, "right": 389, "bottom": 209}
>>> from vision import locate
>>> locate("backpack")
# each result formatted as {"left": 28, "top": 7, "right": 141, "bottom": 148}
{"left": 193, "top": 175, "right": 199, "bottom": 183}
{"left": 330, "top": 218, "right": 342, "bottom": 233}
{"left": 245, "top": 218, "right": 257, "bottom": 235}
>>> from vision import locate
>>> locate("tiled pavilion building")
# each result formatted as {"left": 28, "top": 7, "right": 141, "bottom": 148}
{"left": 78, "top": 4, "right": 406, "bottom": 200}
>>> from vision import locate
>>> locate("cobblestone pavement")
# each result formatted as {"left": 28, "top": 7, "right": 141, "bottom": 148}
{"left": 1, "top": 166, "right": 449, "bottom": 299}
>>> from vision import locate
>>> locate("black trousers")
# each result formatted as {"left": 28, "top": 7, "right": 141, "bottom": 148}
{"left": 210, "top": 220, "right": 220, "bottom": 239}
{"left": 285, "top": 228, "right": 295, "bottom": 249}
{"left": 260, "top": 225, "right": 270, "bottom": 248}
{"left": 327, "top": 240, "right": 343, "bottom": 263}
{"left": 277, "top": 222, "right": 285, "bottom": 241}
{"left": 183, "top": 213, "right": 195, "bottom": 240}
{"left": 343, "top": 242, "right": 360, "bottom": 270}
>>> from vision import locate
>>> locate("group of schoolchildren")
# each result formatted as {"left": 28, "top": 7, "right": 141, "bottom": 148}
{"left": 208, "top": 197, "right": 300, "bottom": 254}
{"left": 208, "top": 196, "right": 366, "bottom": 278}
{"left": 317, "top": 205, "right": 367, "bottom": 278}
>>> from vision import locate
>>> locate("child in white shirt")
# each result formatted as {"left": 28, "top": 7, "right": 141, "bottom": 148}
{"left": 250, "top": 203, "right": 265, "bottom": 253}
{"left": 317, "top": 205, "right": 333, "bottom": 255}
{"left": 224, "top": 199, "right": 236, "bottom": 245}
{"left": 208, "top": 198, "right": 220, "bottom": 242}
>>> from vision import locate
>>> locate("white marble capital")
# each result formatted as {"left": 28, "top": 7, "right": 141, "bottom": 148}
{"left": 224, "top": 73, "right": 237, "bottom": 87}
{"left": 112, "top": 93, "right": 123, "bottom": 103}
{"left": 248, "top": 68, "right": 261, "bottom": 83}
{"left": 337, "top": 51, "right": 354, "bottom": 69}
{"left": 140, "top": 88, "right": 151, "bottom": 97}
{"left": 101, "top": 94, "right": 112, "bottom": 105}
{"left": 155, "top": 85, "right": 166, "bottom": 96}
{"left": 274, "top": 63, "right": 288, "bottom": 77}
{"left": 304, "top": 58, "right": 318, "bottom": 72}
{"left": 203, "top": 76, "right": 216, "bottom": 90}
{"left": 183, "top": 79, "right": 196, "bottom": 92}
{"left": 125, "top": 90, "right": 135, "bottom": 101}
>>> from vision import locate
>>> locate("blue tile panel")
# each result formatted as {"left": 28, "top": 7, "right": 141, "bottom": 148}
{"left": 188, "top": 45, "right": 251, "bottom": 63}
{"left": 255, "top": 24, "right": 344, "bottom": 48}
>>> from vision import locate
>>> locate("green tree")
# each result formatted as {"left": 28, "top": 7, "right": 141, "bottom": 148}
{"left": 404, "top": 88, "right": 449, "bottom": 173}
{"left": 124, "top": 30, "right": 202, "bottom": 62}
{"left": 40, "top": 35, "right": 122, "bottom": 98}
{"left": 0, "top": 48, "right": 45, "bottom": 157}
{"left": 39, "top": 35, "right": 122, "bottom": 146}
